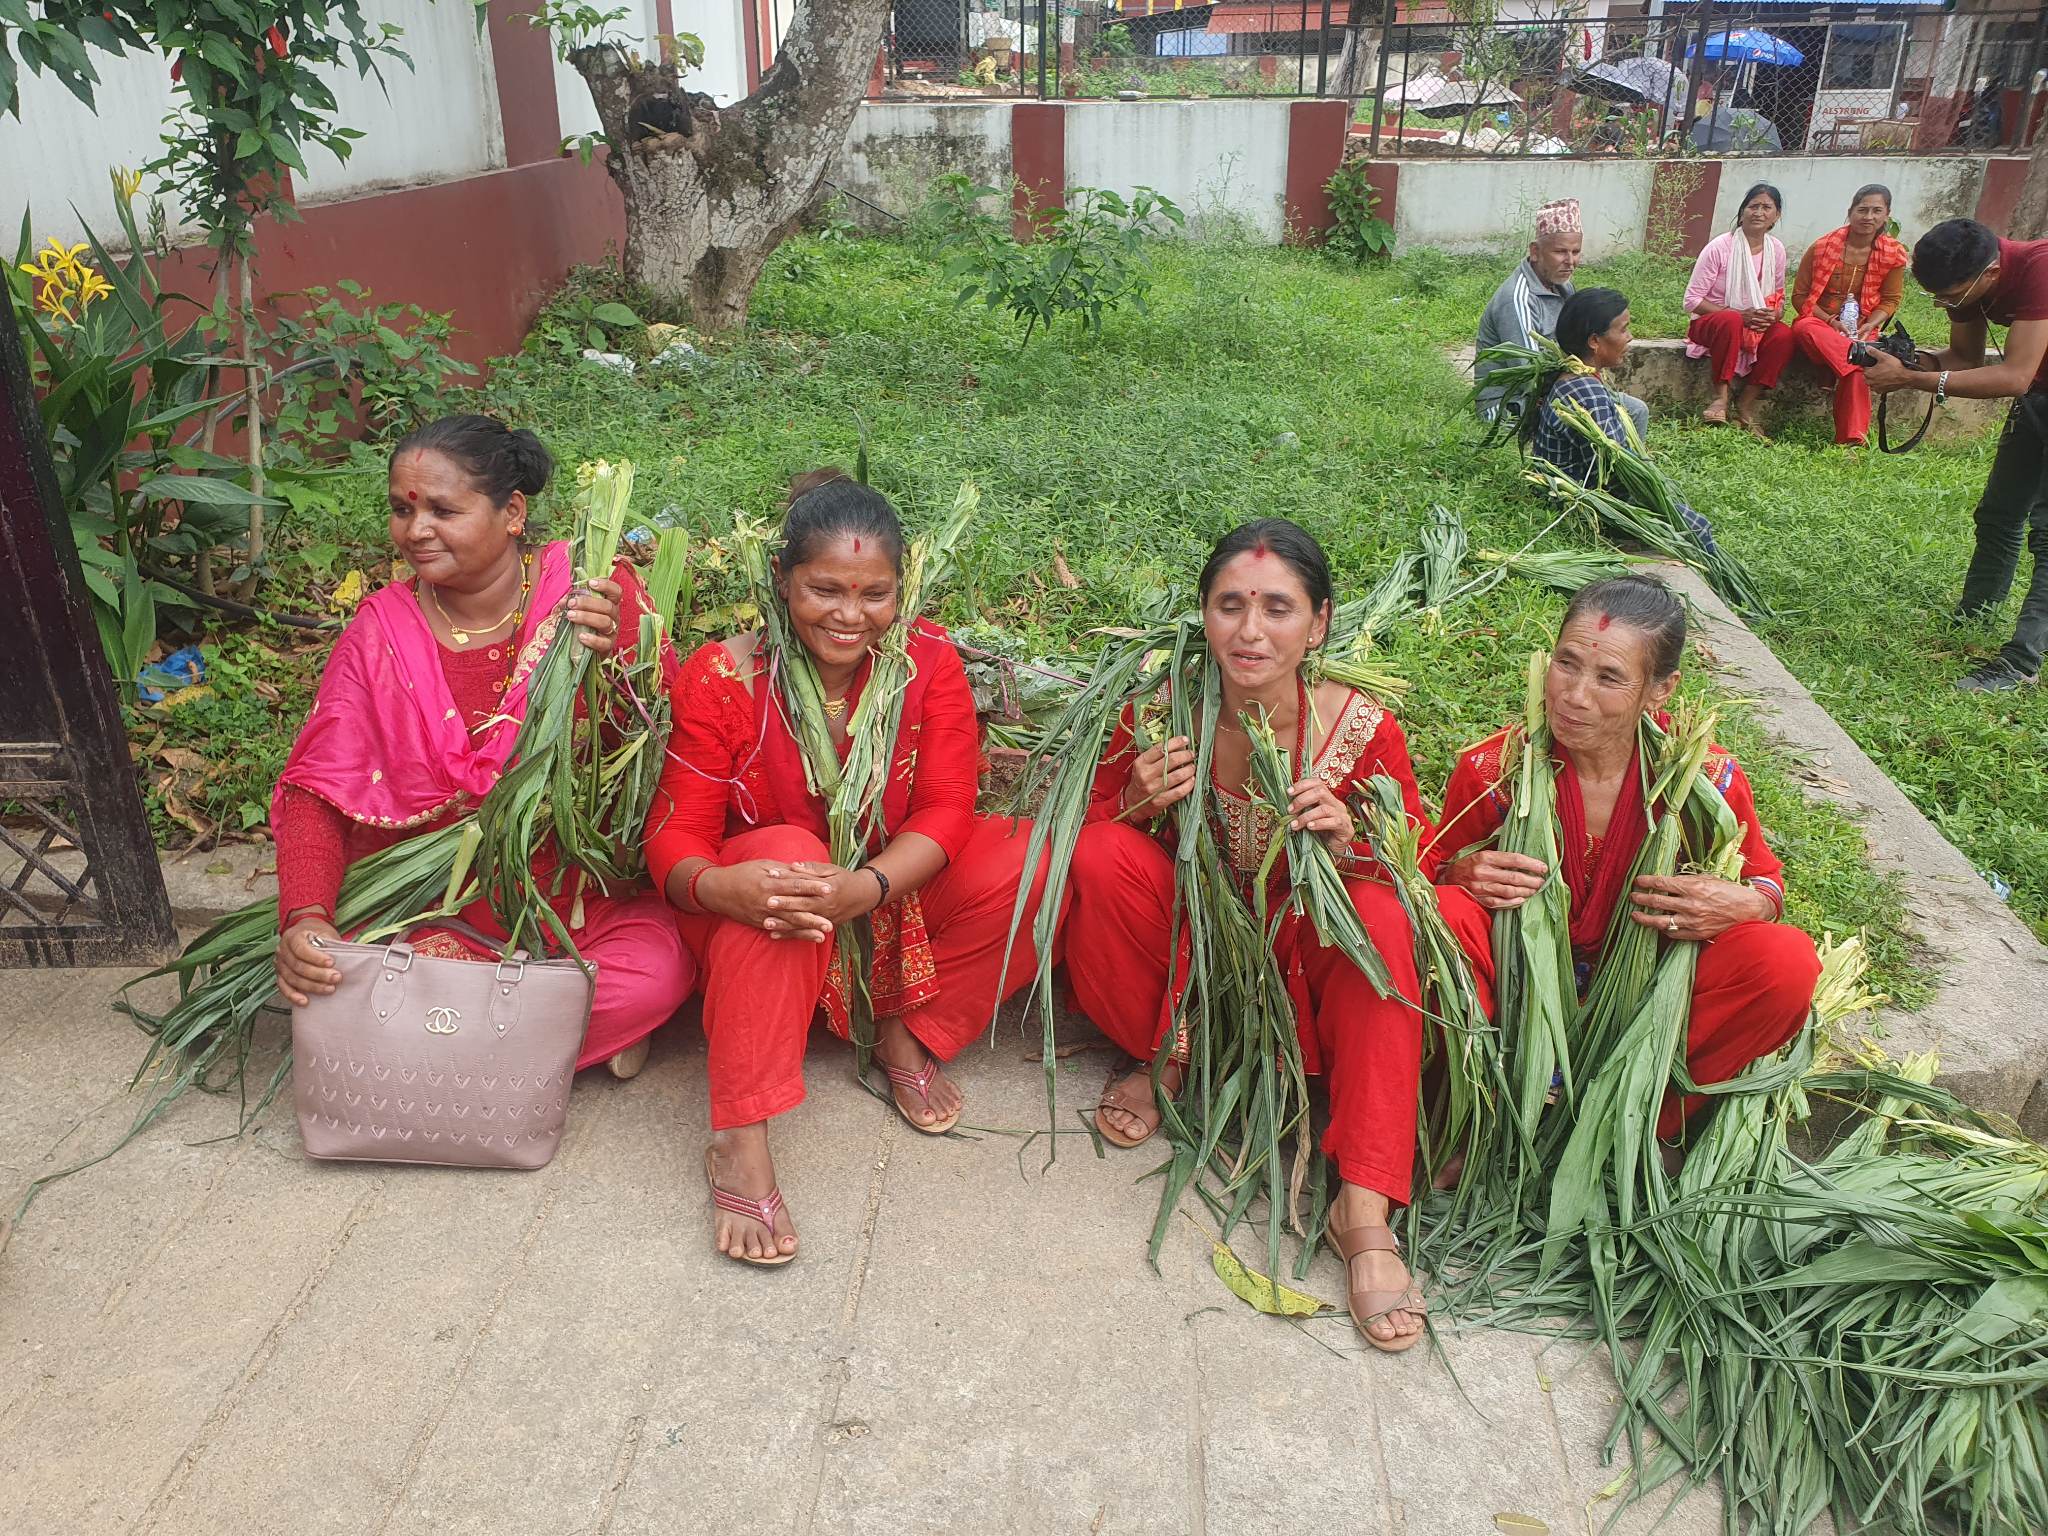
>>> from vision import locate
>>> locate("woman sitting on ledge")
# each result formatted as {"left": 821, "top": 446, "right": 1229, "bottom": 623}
{"left": 1684, "top": 182, "right": 1797, "bottom": 437}
{"left": 1527, "top": 288, "right": 1724, "bottom": 556}
{"left": 1428, "top": 573, "right": 1820, "bottom": 1151}
{"left": 1789, "top": 183, "right": 1909, "bottom": 447}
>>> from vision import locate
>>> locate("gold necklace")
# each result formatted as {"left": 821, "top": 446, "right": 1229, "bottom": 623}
{"left": 428, "top": 549, "right": 531, "bottom": 646}
{"left": 823, "top": 697, "right": 848, "bottom": 720}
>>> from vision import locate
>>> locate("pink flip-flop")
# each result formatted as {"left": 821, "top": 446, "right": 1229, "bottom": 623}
{"left": 704, "top": 1147, "right": 795, "bottom": 1267}
{"left": 880, "top": 1054, "right": 961, "bottom": 1135}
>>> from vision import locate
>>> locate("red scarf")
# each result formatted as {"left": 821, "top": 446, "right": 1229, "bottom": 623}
{"left": 1800, "top": 226, "right": 1908, "bottom": 323}
{"left": 1553, "top": 738, "right": 1650, "bottom": 955}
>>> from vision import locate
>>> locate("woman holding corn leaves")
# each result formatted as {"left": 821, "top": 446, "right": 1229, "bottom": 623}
{"left": 1062, "top": 520, "right": 1495, "bottom": 1353}
{"left": 1429, "top": 574, "right": 1819, "bottom": 1150}
{"left": 646, "top": 474, "right": 1055, "bottom": 1267}
{"left": 270, "top": 415, "right": 695, "bottom": 1078}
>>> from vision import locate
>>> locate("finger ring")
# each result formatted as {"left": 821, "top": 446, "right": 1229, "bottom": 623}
{"left": 1666, "top": 916, "right": 1678, "bottom": 932}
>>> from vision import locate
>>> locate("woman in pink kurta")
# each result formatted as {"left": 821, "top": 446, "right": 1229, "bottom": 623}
{"left": 1684, "top": 182, "right": 1798, "bottom": 437}
{"left": 269, "top": 415, "right": 694, "bottom": 1079}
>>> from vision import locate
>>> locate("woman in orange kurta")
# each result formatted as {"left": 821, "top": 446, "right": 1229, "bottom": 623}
{"left": 645, "top": 475, "right": 1054, "bottom": 1267}
{"left": 1789, "top": 184, "right": 1910, "bottom": 446}
{"left": 1429, "top": 574, "right": 1819, "bottom": 1145}
{"left": 1061, "top": 519, "right": 1494, "bottom": 1354}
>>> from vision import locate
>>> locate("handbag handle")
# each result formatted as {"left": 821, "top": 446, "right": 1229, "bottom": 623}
{"left": 365, "top": 920, "right": 540, "bottom": 1040}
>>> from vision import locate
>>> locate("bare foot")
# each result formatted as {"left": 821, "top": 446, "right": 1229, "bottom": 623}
{"left": 874, "top": 1013, "right": 962, "bottom": 1129}
{"left": 708, "top": 1123, "right": 798, "bottom": 1262}
{"left": 1096, "top": 1057, "right": 1185, "bottom": 1146}
{"left": 1430, "top": 1147, "right": 1467, "bottom": 1192}
{"left": 1331, "top": 1184, "right": 1425, "bottom": 1349}
{"left": 1735, "top": 392, "right": 1771, "bottom": 439}
{"left": 1701, "top": 398, "right": 1730, "bottom": 426}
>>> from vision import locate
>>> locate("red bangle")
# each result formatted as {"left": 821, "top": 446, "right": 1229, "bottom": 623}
{"left": 686, "top": 864, "right": 709, "bottom": 913}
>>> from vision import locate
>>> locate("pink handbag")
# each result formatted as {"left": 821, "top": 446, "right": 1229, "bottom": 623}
{"left": 291, "top": 929, "right": 595, "bottom": 1170}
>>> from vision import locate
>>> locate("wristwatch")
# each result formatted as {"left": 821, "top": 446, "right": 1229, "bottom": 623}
{"left": 1936, "top": 370, "right": 1950, "bottom": 405}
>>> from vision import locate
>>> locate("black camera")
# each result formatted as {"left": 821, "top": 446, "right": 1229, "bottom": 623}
{"left": 1850, "top": 322, "right": 1918, "bottom": 369}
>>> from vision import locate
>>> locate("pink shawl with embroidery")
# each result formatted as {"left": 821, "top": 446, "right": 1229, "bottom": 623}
{"left": 272, "top": 540, "right": 576, "bottom": 832}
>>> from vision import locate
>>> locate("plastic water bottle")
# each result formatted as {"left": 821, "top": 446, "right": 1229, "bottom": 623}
{"left": 1840, "top": 297, "right": 1860, "bottom": 338}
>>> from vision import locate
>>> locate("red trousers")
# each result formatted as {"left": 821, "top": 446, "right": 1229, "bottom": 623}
{"left": 1791, "top": 315, "right": 1873, "bottom": 445}
{"left": 1656, "top": 919, "right": 1818, "bottom": 1139}
{"left": 1062, "top": 820, "right": 1495, "bottom": 1207}
{"left": 678, "top": 816, "right": 1054, "bottom": 1129}
{"left": 1688, "top": 309, "right": 1797, "bottom": 388}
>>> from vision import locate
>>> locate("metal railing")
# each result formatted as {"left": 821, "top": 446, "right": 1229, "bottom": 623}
{"left": 875, "top": 0, "right": 2048, "bottom": 159}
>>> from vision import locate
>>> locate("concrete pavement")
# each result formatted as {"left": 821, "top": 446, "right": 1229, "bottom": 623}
{"left": 2, "top": 964, "right": 1742, "bottom": 1536}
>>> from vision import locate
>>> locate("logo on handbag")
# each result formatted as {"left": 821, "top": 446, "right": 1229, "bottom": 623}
{"left": 423, "top": 1006, "right": 462, "bottom": 1036}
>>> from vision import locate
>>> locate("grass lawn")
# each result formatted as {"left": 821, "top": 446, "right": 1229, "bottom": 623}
{"left": 144, "top": 228, "right": 2048, "bottom": 1003}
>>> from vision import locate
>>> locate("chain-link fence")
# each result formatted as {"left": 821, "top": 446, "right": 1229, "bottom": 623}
{"left": 877, "top": 0, "right": 2048, "bottom": 159}
{"left": 1364, "top": 5, "right": 2047, "bottom": 158}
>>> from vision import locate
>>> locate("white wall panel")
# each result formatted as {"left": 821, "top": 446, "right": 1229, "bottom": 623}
{"left": 1065, "top": 100, "right": 1292, "bottom": 240}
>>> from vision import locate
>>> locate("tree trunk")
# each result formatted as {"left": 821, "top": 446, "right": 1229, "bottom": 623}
{"left": 2013, "top": 127, "right": 2048, "bottom": 241}
{"left": 572, "top": 0, "right": 890, "bottom": 332}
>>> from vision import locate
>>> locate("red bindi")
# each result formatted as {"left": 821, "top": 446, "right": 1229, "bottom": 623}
{"left": 406, "top": 490, "right": 418, "bottom": 502}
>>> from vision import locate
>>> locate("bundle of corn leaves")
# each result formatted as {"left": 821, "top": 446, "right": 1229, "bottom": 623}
{"left": 105, "top": 462, "right": 688, "bottom": 1151}
{"left": 736, "top": 481, "right": 979, "bottom": 1078}
{"left": 1532, "top": 399, "right": 1771, "bottom": 618}
{"left": 1389, "top": 669, "right": 2046, "bottom": 1535}
{"left": 995, "top": 602, "right": 1402, "bottom": 1282}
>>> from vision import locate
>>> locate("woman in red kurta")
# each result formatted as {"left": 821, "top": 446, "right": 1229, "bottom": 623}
{"left": 270, "top": 415, "right": 693, "bottom": 1080}
{"left": 1430, "top": 573, "right": 1819, "bottom": 1144}
{"left": 1788, "top": 184, "right": 1910, "bottom": 446}
{"left": 646, "top": 474, "right": 1053, "bottom": 1267}
{"left": 1062, "top": 519, "right": 1494, "bottom": 1354}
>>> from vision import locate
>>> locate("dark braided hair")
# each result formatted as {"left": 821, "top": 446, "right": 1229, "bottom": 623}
{"left": 1520, "top": 287, "right": 1629, "bottom": 450}
{"left": 779, "top": 474, "right": 905, "bottom": 575}
{"left": 1199, "top": 518, "right": 1334, "bottom": 615}
{"left": 392, "top": 414, "right": 553, "bottom": 509}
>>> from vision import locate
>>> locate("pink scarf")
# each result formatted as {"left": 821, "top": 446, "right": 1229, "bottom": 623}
{"left": 272, "top": 540, "right": 577, "bottom": 831}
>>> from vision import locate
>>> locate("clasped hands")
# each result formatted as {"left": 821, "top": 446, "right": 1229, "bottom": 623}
{"left": 701, "top": 859, "right": 883, "bottom": 941}
{"left": 1127, "top": 736, "right": 1354, "bottom": 848}
{"left": 1445, "top": 850, "right": 1770, "bottom": 942}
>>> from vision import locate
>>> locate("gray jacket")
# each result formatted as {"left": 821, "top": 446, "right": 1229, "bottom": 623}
{"left": 1475, "top": 260, "right": 1571, "bottom": 417}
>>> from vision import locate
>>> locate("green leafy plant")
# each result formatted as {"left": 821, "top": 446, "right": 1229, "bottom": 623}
{"left": 927, "top": 175, "right": 1184, "bottom": 346}
{"left": 8, "top": 182, "right": 275, "bottom": 696}
{"left": 527, "top": 285, "right": 646, "bottom": 360}
{"left": 1322, "top": 157, "right": 1393, "bottom": 265}
{"left": 521, "top": 3, "right": 704, "bottom": 162}
{"left": 228, "top": 280, "right": 479, "bottom": 454}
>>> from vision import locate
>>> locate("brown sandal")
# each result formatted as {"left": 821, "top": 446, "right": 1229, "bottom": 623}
{"left": 705, "top": 1147, "right": 796, "bottom": 1267}
{"left": 1094, "top": 1076, "right": 1163, "bottom": 1149}
{"left": 1329, "top": 1219, "right": 1427, "bottom": 1354}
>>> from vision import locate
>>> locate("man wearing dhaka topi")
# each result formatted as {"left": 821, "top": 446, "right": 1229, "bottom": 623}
{"left": 1475, "top": 197, "right": 1650, "bottom": 442}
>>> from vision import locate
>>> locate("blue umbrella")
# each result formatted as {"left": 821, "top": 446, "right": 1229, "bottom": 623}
{"left": 1686, "top": 29, "right": 1805, "bottom": 66}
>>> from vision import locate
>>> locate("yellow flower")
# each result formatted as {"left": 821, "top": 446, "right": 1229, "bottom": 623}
{"left": 111, "top": 166, "right": 143, "bottom": 202}
{"left": 18, "top": 238, "right": 109, "bottom": 322}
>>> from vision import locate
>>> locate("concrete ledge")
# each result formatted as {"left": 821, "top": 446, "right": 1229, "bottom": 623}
{"left": 1659, "top": 561, "right": 2048, "bottom": 1137}
{"left": 1611, "top": 337, "right": 2002, "bottom": 443}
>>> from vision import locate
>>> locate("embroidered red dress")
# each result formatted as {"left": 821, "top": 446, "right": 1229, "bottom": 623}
{"left": 1790, "top": 226, "right": 1910, "bottom": 446}
{"left": 1430, "top": 726, "right": 1819, "bottom": 1140}
{"left": 1060, "top": 688, "right": 1494, "bottom": 1208}
{"left": 644, "top": 619, "right": 1055, "bottom": 1130}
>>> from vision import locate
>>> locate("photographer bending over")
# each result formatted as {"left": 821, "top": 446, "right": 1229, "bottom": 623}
{"left": 1867, "top": 219, "right": 2048, "bottom": 693}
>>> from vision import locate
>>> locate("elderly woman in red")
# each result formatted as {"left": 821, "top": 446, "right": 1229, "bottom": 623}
{"left": 1062, "top": 519, "right": 1493, "bottom": 1355}
{"left": 1430, "top": 574, "right": 1819, "bottom": 1147}
{"left": 647, "top": 474, "right": 1052, "bottom": 1268}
